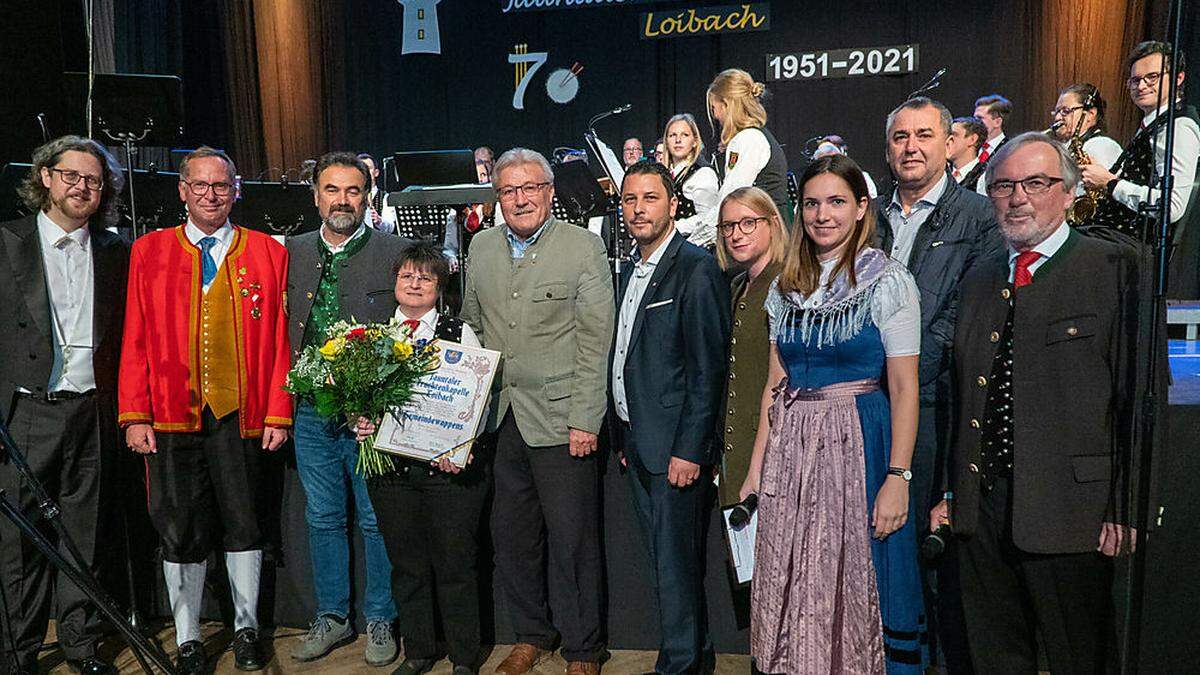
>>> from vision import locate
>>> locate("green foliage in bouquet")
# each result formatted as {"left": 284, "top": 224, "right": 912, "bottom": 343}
{"left": 286, "top": 318, "right": 440, "bottom": 477}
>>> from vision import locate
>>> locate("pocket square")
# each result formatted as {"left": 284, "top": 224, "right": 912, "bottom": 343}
{"left": 645, "top": 298, "right": 674, "bottom": 309}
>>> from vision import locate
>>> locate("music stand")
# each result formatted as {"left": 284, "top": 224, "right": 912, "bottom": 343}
{"left": 65, "top": 73, "right": 184, "bottom": 239}
{"left": 552, "top": 159, "right": 608, "bottom": 224}
{"left": 232, "top": 179, "right": 322, "bottom": 239}
{"left": 584, "top": 130, "right": 630, "bottom": 284}
{"left": 390, "top": 149, "right": 476, "bottom": 190}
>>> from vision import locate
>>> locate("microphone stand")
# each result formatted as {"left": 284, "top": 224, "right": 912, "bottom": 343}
{"left": 583, "top": 104, "right": 633, "bottom": 290}
{"left": 907, "top": 67, "right": 947, "bottom": 100}
{"left": 1121, "top": 2, "right": 1183, "bottom": 672}
{"left": 0, "top": 420, "right": 176, "bottom": 674}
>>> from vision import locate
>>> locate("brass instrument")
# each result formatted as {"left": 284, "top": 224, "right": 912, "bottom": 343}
{"left": 1064, "top": 91, "right": 1104, "bottom": 224}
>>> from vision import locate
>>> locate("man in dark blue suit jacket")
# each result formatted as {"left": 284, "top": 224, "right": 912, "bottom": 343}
{"left": 609, "top": 161, "right": 731, "bottom": 674}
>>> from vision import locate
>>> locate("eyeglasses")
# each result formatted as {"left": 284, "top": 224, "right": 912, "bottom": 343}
{"left": 986, "top": 176, "right": 1065, "bottom": 198}
{"left": 496, "top": 182, "right": 550, "bottom": 201}
{"left": 397, "top": 272, "right": 437, "bottom": 286}
{"left": 182, "top": 180, "right": 235, "bottom": 196}
{"left": 1127, "top": 72, "right": 1162, "bottom": 89}
{"left": 1050, "top": 105, "right": 1086, "bottom": 118}
{"left": 718, "top": 216, "right": 767, "bottom": 237}
{"left": 50, "top": 168, "right": 103, "bottom": 191}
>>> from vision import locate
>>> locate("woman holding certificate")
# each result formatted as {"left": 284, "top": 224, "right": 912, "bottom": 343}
{"left": 360, "top": 241, "right": 486, "bottom": 675}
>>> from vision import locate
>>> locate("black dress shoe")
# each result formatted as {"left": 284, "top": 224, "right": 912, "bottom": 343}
{"left": 233, "top": 627, "right": 266, "bottom": 671}
{"left": 391, "top": 656, "right": 436, "bottom": 675}
{"left": 68, "top": 656, "right": 119, "bottom": 675}
{"left": 177, "top": 640, "right": 208, "bottom": 675}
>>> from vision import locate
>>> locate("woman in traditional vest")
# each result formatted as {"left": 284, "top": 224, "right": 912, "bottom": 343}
{"left": 663, "top": 113, "right": 721, "bottom": 250}
{"left": 360, "top": 241, "right": 486, "bottom": 675}
{"left": 706, "top": 68, "right": 792, "bottom": 225}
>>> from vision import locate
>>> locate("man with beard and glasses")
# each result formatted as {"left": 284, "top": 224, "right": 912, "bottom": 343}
{"left": 609, "top": 160, "right": 729, "bottom": 674}
{"left": 0, "top": 136, "right": 127, "bottom": 675}
{"left": 284, "top": 152, "right": 410, "bottom": 667}
{"left": 874, "top": 96, "right": 1003, "bottom": 673}
{"left": 120, "top": 146, "right": 293, "bottom": 674}
{"left": 933, "top": 132, "right": 1147, "bottom": 673}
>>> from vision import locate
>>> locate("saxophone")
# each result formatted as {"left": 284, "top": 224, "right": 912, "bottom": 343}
{"left": 1064, "top": 92, "right": 1104, "bottom": 224}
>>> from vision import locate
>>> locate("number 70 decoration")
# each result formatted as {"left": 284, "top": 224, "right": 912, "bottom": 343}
{"left": 510, "top": 44, "right": 582, "bottom": 110}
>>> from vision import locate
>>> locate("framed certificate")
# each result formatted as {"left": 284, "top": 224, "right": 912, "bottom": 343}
{"left": 374, "top": 341, "right": 501, "bottom": 468}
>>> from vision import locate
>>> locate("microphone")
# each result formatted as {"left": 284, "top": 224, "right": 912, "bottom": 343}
{"left": 908, "top": 67, "right": 948, "bottom": 100}
{"left": 921, "top": 523, "right": 952, "bottom": 561}
{"left": 36, "top": 113, "right": 49, "bottom": 143}
{"left": 610, "top": 103, "right": 632, "bottom": 115}
{"left": 728, "top": 492, "right": 758, "bottom": 528}
{"left": 588, "top": 104, "right": 633, "bottom": 128}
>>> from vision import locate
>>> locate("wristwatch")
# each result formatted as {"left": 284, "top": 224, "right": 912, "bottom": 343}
{"left": 887, "top": 466, "right": 913, "bottom": 482}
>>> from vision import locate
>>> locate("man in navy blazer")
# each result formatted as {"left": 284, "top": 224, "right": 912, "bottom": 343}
{"left": 609, "top": 161, "right": 731, "bottom": 674}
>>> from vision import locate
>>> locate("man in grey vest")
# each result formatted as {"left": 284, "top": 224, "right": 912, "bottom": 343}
{"left": 461, "top": 148, "right": 614, "bottom": 675}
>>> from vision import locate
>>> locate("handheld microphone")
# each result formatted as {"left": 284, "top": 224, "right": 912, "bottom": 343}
{"left": 921, "top": 523, "right": 952, "bottom": 561}
{"left": 728, "top": 493, "right": 758, "bottom": 528}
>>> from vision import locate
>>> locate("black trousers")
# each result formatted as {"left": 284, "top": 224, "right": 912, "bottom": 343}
{"left": 958, "top": 477, "right": 1115, "bottom": 675}
{"left": 145, "top": 408, "right": 267, "bottom": 563}
{"left": 368, "top": 460, "right": 489, "bottom": 667}
{"left": 491, "top": 413, "right": 604, "bottom": 662}
{"left": 0, "top": 394, "right": 103, "bottom": 668}
{"left": 625, "top": 447, "right": 712, "bottom": 675}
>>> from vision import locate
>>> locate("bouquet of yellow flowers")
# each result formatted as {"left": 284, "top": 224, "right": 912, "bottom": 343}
{"left": 286, "top": 318, "right": 441, "bottom": 477}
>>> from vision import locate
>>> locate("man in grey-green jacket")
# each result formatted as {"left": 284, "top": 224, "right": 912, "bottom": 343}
{"left": 461, "top": 148, "right": 613, "bottom": 675}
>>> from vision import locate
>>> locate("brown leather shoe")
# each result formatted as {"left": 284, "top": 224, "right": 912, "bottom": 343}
{"left": 495, "top": 644, "right": 547, "bottom": 675}
{"left": 565, "top": 662, "right": 600, "bottom": 675}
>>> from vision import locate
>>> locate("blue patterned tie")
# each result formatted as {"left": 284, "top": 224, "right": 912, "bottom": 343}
{"left": 199, "top": 236, "right": 218, "bottom": 285}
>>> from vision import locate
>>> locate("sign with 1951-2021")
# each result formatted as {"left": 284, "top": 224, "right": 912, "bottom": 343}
{"left": 766, "top": 44, "right": 919, "bottom": 81}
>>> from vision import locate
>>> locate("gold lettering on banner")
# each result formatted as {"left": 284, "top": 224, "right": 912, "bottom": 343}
{"left": 641, "top": 4, "right": 769, "bottom": 40}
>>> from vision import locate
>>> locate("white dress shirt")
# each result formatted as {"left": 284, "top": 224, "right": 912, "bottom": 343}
{"left": 952, "top": 157, "right": 979, "bottom": 183}
{"left": 37, "top": 212, "right": 95, "bottom": 393}
{"left": 319, "top": 222, "right": 367, "bottom": 255}
{"left": 611, "top": 230, "right": 675, "bottom": 421}
{"left": 1111, "top": 103, "right": 1200, "bottom": 223}
{"left": 1006, "top": 220, "right": 1070, "bottom": 282}
{"left": 671, "top": 162, "right": 720, "bottom": 247}
{"left": 886, "top": 173, "right": 949, "bottom": 266}
{"left": 395, "top": 306, "right": 480, "bottom": 347}
{"left": 185, "top": 219, "right": 235, "bottom": 293}
{"left": 981, "top": 133, "right": 1006, "bottom": 159}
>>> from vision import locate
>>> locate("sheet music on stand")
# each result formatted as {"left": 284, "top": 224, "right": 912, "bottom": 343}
{"left": 589, "top": 135, "right": 625, "bottom": 189}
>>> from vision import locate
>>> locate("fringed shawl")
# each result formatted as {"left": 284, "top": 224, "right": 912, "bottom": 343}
{"left": 765, "top": 248, "right": 902, "bottom": 347}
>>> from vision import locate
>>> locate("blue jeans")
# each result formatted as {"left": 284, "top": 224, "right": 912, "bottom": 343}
{"left": 293, "top": 403, "right": 395, "bottom": 622}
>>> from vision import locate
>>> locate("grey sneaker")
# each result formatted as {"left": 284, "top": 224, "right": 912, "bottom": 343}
{"left": 290, "top": 614, "right": 355, "bottom": 662}
{"left": 364, "top": 620, "right": 398, "bottom": 666}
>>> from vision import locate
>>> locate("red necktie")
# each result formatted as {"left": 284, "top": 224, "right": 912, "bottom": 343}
{"left": 402, "top": 319, "right": 420, "bottom": 334}
{"left": 952, "top": 168, "right": 961, "bottom": 180}
{"left": 978, "top": 148, "right": 991, "bottom": 164}
{"left": 1013, "top": 251, "right": 1041, "bottom": 288}
{"left": 465, "top": 209, "right": 481, "bottom": 233}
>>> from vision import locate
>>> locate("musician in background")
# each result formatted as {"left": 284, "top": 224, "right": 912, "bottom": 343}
{"left": 358, "top": 152, "right": 398, "bottom": 234}
{"left": 443, "top": 146, "right": 498, "bottom": 311}
{"left": 653, "top": 138, "right": 666, "bottom": 166}
{"left": 947, "top": 116, "right": 988, "bottom": 189}
{"left": 973, "top": 94, "right": 1013, "bottom": 169}
{"left": 663, "top": 113, "right": 720, "bottom": 248}
{"left": 812, "top": 135, "right": 878, "bottom": 198}
{"left": 623, "top": 138, "right": 644, "bottom": 168}
{"left": 707, "top": 68, "right": 791, "bottom": 223}
{"left": 1080, "top": 41, "right": 1199, "bottom": 244}
{"left": 1050, "top": 83, "right": 1123, "bottom": 171}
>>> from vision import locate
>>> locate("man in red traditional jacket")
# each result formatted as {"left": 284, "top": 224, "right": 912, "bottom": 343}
{"left": 118, "top": 146, "right": 291, "bottom": 674}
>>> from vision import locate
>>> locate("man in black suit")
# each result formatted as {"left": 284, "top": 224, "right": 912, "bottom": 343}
{"left": 0, "top": 136, "right": 128, "bottom": 675}
{"left": 932, "top": 132, "right": 1143, "bottom": 673}
{"left": 610, "top": 161, "right": 730, "bottom": 675}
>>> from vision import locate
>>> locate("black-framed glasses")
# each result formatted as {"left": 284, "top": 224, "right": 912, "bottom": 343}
{"left": 1127, "top": 72, "right": 1162, "bottom": 89}
{"left": 496, "top": 181, "right": 550, "bottom": 201}
{"left": 50, "top": 168, "right": 103, "bottom": 191}
{"left": 718, "top": 216, "right": 767, "bottom": 237}
{"left": 1050, "top": 105, "right": 1087, "bottom": 118}
{"left": 182, "top": 179, "right": 234, "bottom": 196}
{"left": 986, "top": 176, "right": 1065, "bottom": 198}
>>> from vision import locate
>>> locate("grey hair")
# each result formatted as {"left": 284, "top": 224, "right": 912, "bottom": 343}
{"left": 491, "top": 148, "right": 554, "bottom": 190}
{"left": 984, "top": 131, "right": 1080, "bottom": 191}
{"left": 885, "top": 96, "right": 953, "bottom": 138}
{"left": 179, "top": 145, "right": 238, "bottom": 183}
{"left": 18, "top": 135, "right": 125, "bottom": 228}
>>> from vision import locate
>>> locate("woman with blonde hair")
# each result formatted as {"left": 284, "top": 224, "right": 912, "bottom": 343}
{"left": 715, "top": 187, "right": 788, "bottom": 508}
{"left": 706, "top": 68, "right": 791, "bottom": 223}
{"left": 741, "top": 155, "right": 926, "bottom": 673}
{"left": 663, "top": 113, "right": 720, "bottom": 248}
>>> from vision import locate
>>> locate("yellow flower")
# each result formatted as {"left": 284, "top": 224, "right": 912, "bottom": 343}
{"left": 392, "top": 340, "right": 413, "bottom": 359}
{"left": 319, "top": 336, "right": 346, "bottom": 361}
